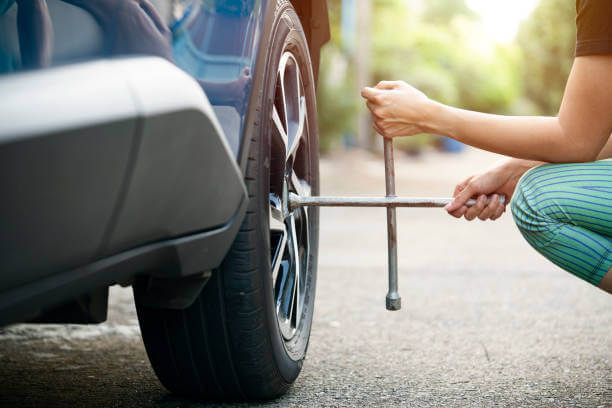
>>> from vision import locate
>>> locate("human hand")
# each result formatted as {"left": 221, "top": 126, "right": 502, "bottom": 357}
{"left": 360, "top": 80, "right": 434, "bottom": 138}
{"left": 445, "top": 162, "right": 522, "bottom": 221}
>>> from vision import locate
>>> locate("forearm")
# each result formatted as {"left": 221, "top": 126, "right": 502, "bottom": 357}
{"left": 498, "top": 158, "right": 545, "bottom": 182}
{"left": 427, "top": 103, "right": 595, "bottom": 163}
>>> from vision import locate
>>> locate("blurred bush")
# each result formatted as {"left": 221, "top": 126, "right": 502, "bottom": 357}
{"left": 317, "top": 0, "right": 576, "bottom": 152}
{"left": 317, "top": 45, "right": 359, "bottom": 152}
{"left": 517, "top": 0, "right": 576, "bottom": 115}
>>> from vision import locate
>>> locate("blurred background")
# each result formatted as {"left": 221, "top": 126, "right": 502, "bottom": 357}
{"left": 317, "top": 0, "right": 576, "bottom": 154}
{"left": 2, "top": 3, "right": 610, "bottom": 406}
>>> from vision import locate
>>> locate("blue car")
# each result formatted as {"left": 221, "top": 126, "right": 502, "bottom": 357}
{"left": 0, "top": 0, "right": 329, "bottom": 399}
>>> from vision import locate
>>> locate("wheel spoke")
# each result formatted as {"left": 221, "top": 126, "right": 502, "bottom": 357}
{"left": 272, "top": 105, "right": 288, "bottom": 156}
{"left": 269, "top": 195, "right": 285, "bottom": 232}
{"left": 275, "top": 260, "right": 291, "bottom": 320}
{"left": 278, "top": 52, "right": 305, "bottom": 163}
{"left": 287, "top": 214, "right": 300, "bottom": 330}
{"left": 277, "top": 53, "right": 290, "bottom": 137}
{"left": 287, "top": 96, "right": 306, "bottom": 161}
{"left": 269, "top": 195, "right": 287, "bottom": 282}
{"left": 290, "top": 169, "right": 311, "bottom": 199}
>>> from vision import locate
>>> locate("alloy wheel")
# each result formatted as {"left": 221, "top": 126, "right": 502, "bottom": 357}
{"left": 268, "top": 51, "right": 312, "bottom": 341}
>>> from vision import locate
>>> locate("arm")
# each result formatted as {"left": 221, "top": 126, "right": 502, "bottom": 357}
{"left": 362, "top": 56, "right": 612, "bottom": 163}
{"left": 448, "top": 132, "right": 611, "bottom": 221}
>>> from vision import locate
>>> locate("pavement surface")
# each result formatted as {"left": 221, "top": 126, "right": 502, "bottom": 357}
{"left": 0, "top": 147, "right": 610, "bottom": 407}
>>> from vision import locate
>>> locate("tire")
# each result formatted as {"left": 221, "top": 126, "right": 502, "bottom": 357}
{"left": 134, "top": 1, "right": 320, "bottom": 401}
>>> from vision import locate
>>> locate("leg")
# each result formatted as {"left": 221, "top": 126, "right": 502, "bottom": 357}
{"left": 598, "top": 266, "right": 612, "bottom": 294}
{"left": 511, "top": 160, "right": 612, "bottom": 291}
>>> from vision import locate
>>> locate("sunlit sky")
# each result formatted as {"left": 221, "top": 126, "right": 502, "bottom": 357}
{"left": 466, "top": 0, "right": 540, "bottom": 43}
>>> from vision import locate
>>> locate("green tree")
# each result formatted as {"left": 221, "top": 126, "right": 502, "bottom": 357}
{"left": 317, "top": 45, "right": 359, "bottom": 152}
{"left": 317, "top": 0, "right": 525, "bottom": 152}
{"left": 315, "top": 0, "right": 358, "bottom": 152}
{"left": 517, "top": 0, "right": 576, "bottom": 115}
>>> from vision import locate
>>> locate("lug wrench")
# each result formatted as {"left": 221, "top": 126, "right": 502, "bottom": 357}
{"left": 289, "top": 138, "right": 505, "bottom": 311}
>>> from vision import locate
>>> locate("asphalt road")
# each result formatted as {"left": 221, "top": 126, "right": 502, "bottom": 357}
{"left": 1, "top": 148, "right": 611, "bottom": 407}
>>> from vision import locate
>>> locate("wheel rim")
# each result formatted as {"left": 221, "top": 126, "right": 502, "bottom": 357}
{"left": 268, "top": 51, "right": 312, "bottom": 341}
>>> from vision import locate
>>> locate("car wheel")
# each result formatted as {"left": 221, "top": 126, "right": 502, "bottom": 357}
{"left": 134, "top": 2, "right": 319, "bottom": 400}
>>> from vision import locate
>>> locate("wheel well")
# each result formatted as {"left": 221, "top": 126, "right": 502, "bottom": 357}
{"left": 290, "top": 0, "right": 330, "bottom": 84}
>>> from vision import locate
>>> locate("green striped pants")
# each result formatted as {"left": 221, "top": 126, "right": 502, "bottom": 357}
{"left": 511, "top": 160, "right": 612, "bottom": 286}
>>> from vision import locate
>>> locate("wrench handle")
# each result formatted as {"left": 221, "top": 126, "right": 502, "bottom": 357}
{"left": 384, "top": 138, "right": 401, "bottom": 311}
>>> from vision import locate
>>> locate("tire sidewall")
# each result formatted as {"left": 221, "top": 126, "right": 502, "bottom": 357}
{"left": 254, "top": 2, "right": 319, "bottom": 382}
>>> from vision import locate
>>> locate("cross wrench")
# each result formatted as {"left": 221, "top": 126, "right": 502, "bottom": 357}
{"left": 289, "top": 138, "right": 505, "bottom": 311}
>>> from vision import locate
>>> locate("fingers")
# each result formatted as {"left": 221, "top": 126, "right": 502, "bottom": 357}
{"left": 446, "top": 191, "right": 503, "bottom": 221}
{"left": 449, "top": 205, "right": 468, "bottom": 219}
{"left": 372, "top": 121, "right": 405, "bottom": 138}
{"left": 361, "top": 87, "right": 378, "bottom": 101}
{"left": 454, "top": 194, "right": 507, "bottom": 222}
{"left": 372, "top": 121, "right": 385, "bottom": 135}
{"left": 363, "top": 82, "right": 398, "bottom": 98}
{"left": 490, "top": 199, "right": 507, "bottom": 220}
{"left": 452, "top": 176, "right": 472, "bottom": 198}
{"left": 478, "top": 194, "right": 498, "bottom": 220}
{"left": 445, "top": 182, "right": 474, "bottom": 212}
{"left": 366, "top": 101, "right": 383, "bottom": 119}
{"left": 464, "top": 194, "right": 487, "bottom": 221}
{"left": 376, "top": 81, "right": 399, "bottom": 90}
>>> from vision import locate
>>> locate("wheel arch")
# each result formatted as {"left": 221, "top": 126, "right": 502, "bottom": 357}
{"left": 290, "top": 0, "right": 330, "bottom": 85}
{"left": 238, "top": 0, "right": 329, "bottom": 174}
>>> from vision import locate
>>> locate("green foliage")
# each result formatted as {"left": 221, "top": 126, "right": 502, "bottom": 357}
{"left": 317, "top": 0, "right": 576, "bottom": 152}
{"left": 317, "top": 45, "right": 359, "bottom": 152}
{"left": 421, "top": 0, "right": 476, "bottom": 24}
{"left": 369, "top": 0, "right": 522, "bottom": 150}
{"left": 517, "top": 0, "right": 576, "bottom": 115}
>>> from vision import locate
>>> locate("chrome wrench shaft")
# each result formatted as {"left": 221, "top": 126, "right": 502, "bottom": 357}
{"left": 384, "top": 138, "right": 401, "bottom": 311}
{"left": 287, "top": 139, "right": 506, "bottom": 311}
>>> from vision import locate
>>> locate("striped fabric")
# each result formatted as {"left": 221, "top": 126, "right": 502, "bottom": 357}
{"left": 511, "top": 160, "right": 612, "bottom": 286}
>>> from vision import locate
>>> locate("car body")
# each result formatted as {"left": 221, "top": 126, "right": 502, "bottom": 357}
{"left": 0, "top": 1, "right": 330, "bottom": 399}
{"left": 0, "top": 0, "right": 328, "bottom": 325}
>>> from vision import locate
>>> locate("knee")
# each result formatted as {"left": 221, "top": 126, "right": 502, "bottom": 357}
{"left": 510, "top": 167, "right": 553, "bottom": 236}
{"left": 511, "top": 170, "right": 535, "bottom": 228}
